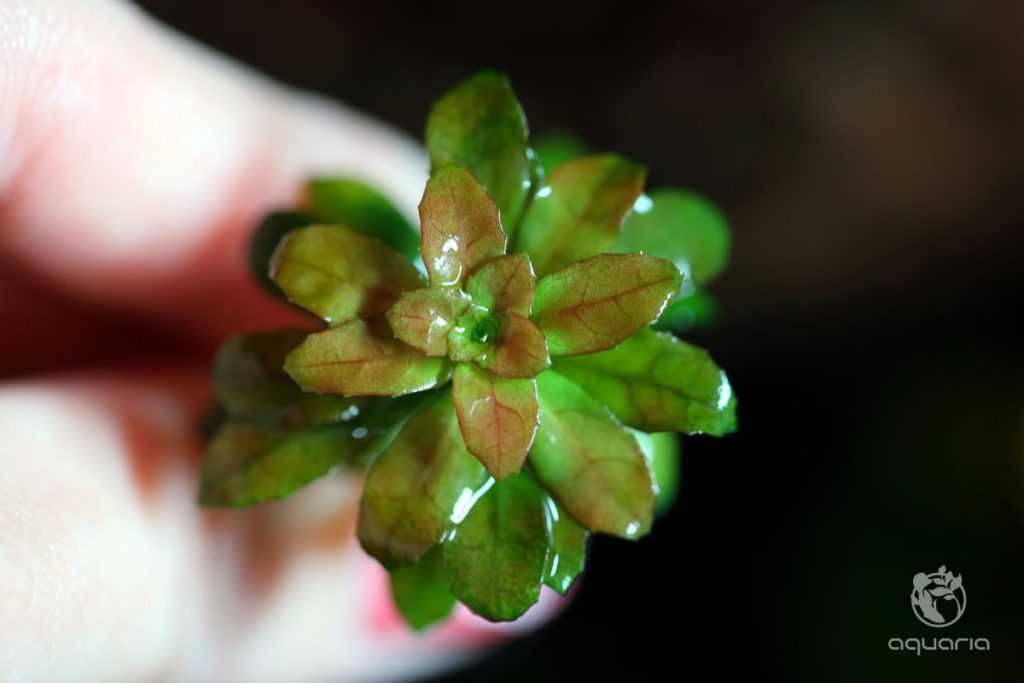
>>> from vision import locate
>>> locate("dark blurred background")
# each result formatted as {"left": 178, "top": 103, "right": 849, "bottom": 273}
{"left": 134, "top": 1, "right": 1024, "bottom": 680}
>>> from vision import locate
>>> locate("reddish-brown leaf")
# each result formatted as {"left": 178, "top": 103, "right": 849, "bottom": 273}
{"left": 532, "top": 253, "right": 681, "bottom": 356}
{"left": 452, "top": 364, "right": 539, "bottom": 479}
{"left": 284, "top": 319, "right": 451, "bottom": 397}
{"left": 465, "top": 254, "right": 536, "bottom": 315}
{"left": 484, "top": 313, "right": 550, "bottom": 379}
{"left": 419, "top": 165, "right": 507, "bottom": 287}
{"left": 385, "top": 288, "right": 471, "bottom": 356}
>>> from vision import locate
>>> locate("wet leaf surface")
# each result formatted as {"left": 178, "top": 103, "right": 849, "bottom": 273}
{"left": 533, "top": 253, "right": 680, "bottom": 356}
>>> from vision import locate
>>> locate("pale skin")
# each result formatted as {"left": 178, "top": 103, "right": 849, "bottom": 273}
{"left": 0, "top": 1, "right": 557, "bottom": 679}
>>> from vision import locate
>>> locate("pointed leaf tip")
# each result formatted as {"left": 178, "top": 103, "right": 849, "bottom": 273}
{"left": 388, "top": 545, "right": 456, "bottom": 631}
{"left": 426, "top": 71, "right": 531, "bottom": 233}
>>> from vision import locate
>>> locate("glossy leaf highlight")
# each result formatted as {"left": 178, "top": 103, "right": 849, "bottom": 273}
{"left": 543, "top": 496, "right": 588, "bottom": 595}
{"left": 359, "top": 394, "right": 490, "bottom": 567}
{"left": 516, "top": 154, "right": 646, "bottom": 276}
{"left": 271, "top": 225, "right": 423, "bottom": 325}
{"left": 426, "top": 71, "right": 531, "bottom": 232}
{"left": 419, "top": 165, "right": 507, "bottom": 287}
{"left": 445, "top": 473, "right": 549, "bottom": 621}
{"left": 386, "top": 288, "right": 471, "bottom": 356}
{"left": 617, "top": 188, "right": 730, "bottom": 285}
{"left": 284, "top": 319, "right": 451, "bottom": 397}
{"left": 452, "top": 364, "right": 539, "bottom": 480}
{"left": 634, "top": 430, "right": 681, "bottom": 515}
{"left": 553, "top": 329, "right": 737, "bottom": 435}
{"left": 531, "top": 132, "right": 588, "bottom": 176}
{"left": 532, "top": 253, "right": 681, "bottom": 356}
{"left": 530, "top": 371, "right": 656, "bottom": 539}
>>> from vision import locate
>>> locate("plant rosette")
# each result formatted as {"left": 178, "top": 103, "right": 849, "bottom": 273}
{"left": 199, "top": 71, "right": 737, "bottom": 628}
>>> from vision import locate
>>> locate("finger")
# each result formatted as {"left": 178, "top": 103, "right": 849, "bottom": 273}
{"left": 0, "top": 0, "right": 426, "bottom": 344}
{"left": 0, "top": 370, "right": 563, "bottom": 681}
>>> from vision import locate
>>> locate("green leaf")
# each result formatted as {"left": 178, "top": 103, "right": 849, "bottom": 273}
{"left": 213, "top": 330, "right": 356, "bottom": 427}
{"left": 388, "top": 545, "right": 456, "bottom": 631}
{"left": 303, "top": 177, "right": 420, "bottom": 260}
{"left": 426, "top": 71, "right": 531, "bottom": 234}
{"left": 532, "top": 253, "right": 681, "bottom": 356}
{"left": 199, "top": 391, "right": 428, "bottom": 508}
{"left": 358, "top": 393, "right": 490, "bottom": 567}
{"left": 516, "top": 154, "right": 646, "bottom": 276}
{"left": 284, "top": 319, "right": 451, "bottom": 397}
{"left": 531, "top": 132, "right": 588, "bottom": 176}
{"left": 617, "top": 188, "right": 730, "bottom": 285}
{"left": 530, "top": 370, "right": 656, "bottom": 539}
{"left": 199, "top": 422, "right": 358, "bottom": 507}
{"left": 419, "top": 164, "right": 507, "bottom": 287}
{"left": 385, "top": 287, "right": 471, "bottom": 356}
{"left": 542, "top": 496, "right": 588, "bottom": 595}
{"left": 553, "top": 329, "right": 737, "bottom": 435}
{"left": 633, "top": 431, "right": 681, "bottom": 515}
{"left": 652, "top": 290, "right": 718, "bottom": 333}
{"left": 465, "top": 254, "right": 535, "bottom": 316}
{"left": 445, "top": 473, "right": 549, "bottom": 621}
{"left": 271, "top": 225, "right": 424, "bottom": 325}
{"left": 484, "top": 312, "right": 550, "bottom": 379}
{"left": 452, "top": 364, "right": 538, "bottom": 480}
{"left": 248, "top": 211, "right": 316, "bottom": 299}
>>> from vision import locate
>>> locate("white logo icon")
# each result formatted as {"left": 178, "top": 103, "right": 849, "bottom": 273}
{"left": 911, "top": 565, "right": 966, "bottom": 628}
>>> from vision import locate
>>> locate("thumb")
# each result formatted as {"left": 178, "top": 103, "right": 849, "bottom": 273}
{"left": 0, "top": 0, "right": 426, "bottom": 341}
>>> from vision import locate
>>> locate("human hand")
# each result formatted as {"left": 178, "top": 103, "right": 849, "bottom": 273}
{"left": 0, "top": 2, "right": 560, "bottom": 679}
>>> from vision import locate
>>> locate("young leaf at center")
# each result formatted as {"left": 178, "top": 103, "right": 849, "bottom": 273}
{"left": 385, "top": 287, "right": 471, "bottom": 356}
{"left": 465, "top": 254, "right": 536, "bottom": 316}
